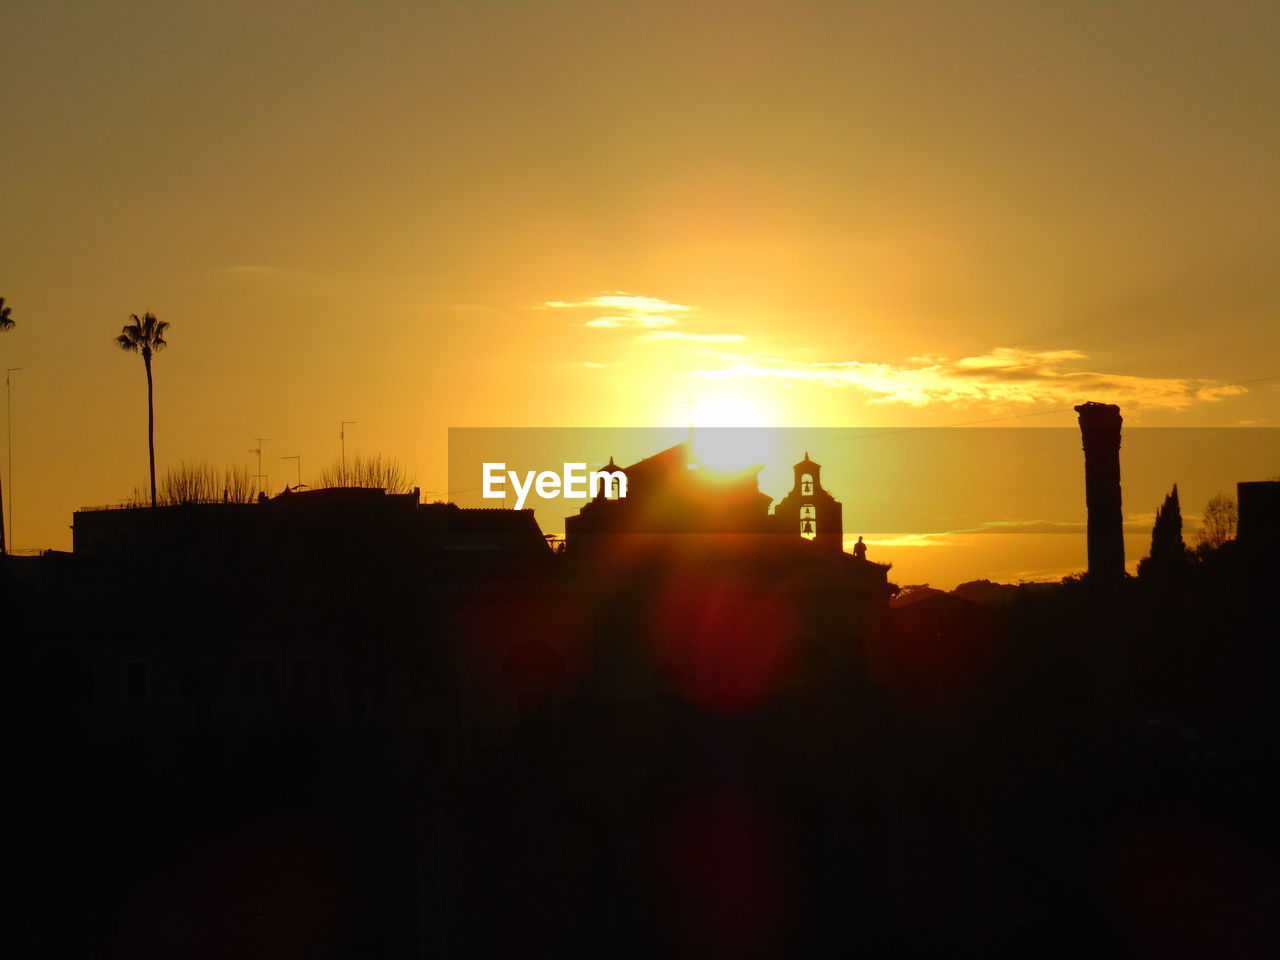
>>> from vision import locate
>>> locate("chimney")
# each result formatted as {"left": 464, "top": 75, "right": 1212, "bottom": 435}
{"left": 1075, "top": 402, "right": 1125, "bottom": 581}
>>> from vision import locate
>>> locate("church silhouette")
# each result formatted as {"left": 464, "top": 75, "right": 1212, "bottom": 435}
{"left": 565, "top": 438, "right": 853, "bottom": 557}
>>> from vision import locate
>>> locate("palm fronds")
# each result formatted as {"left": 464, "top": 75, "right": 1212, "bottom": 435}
{"left": 116, "top": 312, "right": 168, "bottom": 353}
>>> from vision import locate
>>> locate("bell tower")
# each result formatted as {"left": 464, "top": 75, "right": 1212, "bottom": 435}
{"left": 772, "top": 453, "right": 844, "bottom": 552}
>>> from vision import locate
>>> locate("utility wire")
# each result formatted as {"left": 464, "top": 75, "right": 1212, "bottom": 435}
{"left": 439, "top": 372, "right": 1280, "bottom": 497}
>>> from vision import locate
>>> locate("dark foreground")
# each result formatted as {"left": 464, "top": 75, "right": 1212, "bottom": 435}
{"left": 5, "top": 534, "right": 1279, "bottom": 958}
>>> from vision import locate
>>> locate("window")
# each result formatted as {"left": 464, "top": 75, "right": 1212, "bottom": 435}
{"left": 800, "top": 504, "right": 817, "bottom": 539}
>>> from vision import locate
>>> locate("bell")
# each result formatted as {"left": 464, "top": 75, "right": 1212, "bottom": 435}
{"left": 802, "top": 519, "right": 815, "bottom": 534}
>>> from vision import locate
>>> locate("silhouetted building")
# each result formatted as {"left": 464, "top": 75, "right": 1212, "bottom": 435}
{"left": 771, "top": 452, "right": 844, "bottom": 552}
{"left": 1075, "top": 401, "right": 1125, "bottom": 580}
{"left": 565, "top": 440, "right": 773, "bottom": 545}
{"left": 72, "top": 486, "right": 551, "bottom": 565}
{"left": 1237, "top": 480, "right": 1280, "bottom": 549}
{"left": 565, "top": 440, "right": 852, "bottom": 553}
{"left": 418, "top": 501, "right": 551, "bottom": 556}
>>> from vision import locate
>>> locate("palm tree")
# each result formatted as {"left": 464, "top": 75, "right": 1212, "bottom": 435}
{"left": 0, "top": 297, "right": 13, "bottom": 554}
{"left": 115, "top": 312, "right": 170, "bottom": 508}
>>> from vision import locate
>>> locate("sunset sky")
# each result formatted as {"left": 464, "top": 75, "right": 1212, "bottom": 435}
{"left": 2, "top": 1, "right": 1278, "bottom": 584}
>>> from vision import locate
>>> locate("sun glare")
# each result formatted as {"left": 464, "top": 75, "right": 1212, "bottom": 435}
{"left": 691, "top": 432, "right": 779, "bottom": 475}
{"left": 689, "top": 395, "right": 769, "bottom": 428}
{"left": 682, "top": 394, "right": 779, "bottom": 473}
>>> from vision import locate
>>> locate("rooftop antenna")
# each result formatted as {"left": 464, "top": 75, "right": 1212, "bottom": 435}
{"left": 282, "top": 454, "right": 301, "bottom": 487}
{"left": 5, "top": 367, "right": 20, "bottom": 550}
{"left": 250, "top": 437, "right": 269, "bottom": 494}
{"left": 340, "top": 420, "right": 357, "bottom": 482}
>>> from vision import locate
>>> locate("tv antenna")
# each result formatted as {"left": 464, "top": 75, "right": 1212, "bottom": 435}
{"left": 282, "top": 454, "right": 302, "bottom": 487}
{"left": 5, "top": 367, "right": 20, "bottom": 550}
{"left": 340, "top": 420, "right": 357, "bottom": 480}
{"left": 250, "top": 437, "right": 269, "bottom": 493}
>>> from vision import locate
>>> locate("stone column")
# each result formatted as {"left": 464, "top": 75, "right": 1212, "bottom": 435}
{"left": 1075, "top": 402, "right": 1125, "bottom": 581}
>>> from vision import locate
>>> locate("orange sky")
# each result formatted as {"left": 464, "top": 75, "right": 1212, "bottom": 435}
{"left": 2, "top": 1, "right": 1278, "bottom": 584}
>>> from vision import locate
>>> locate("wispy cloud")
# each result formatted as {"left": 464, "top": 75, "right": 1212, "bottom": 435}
{"left": 855, "top": 534, "right": 956, "bottom": 549}
{"left": 943, "top": 518, "right": 1156, "bottom": 535}
{"left": 545, "top": 291, "right": 747, "bottom": 342}
{"left": 697, "top": 347, "right": 1245, "bottom": 410}
{"left": 541, "top": 293, "right": 692, "bottom": 329}
{"left": 850, "top": 518, "right": 1155, "bottom": 549}
{"left": 989, "top": 566, "right": 1081, "bottom": 584}
{"left": 585, "top": 316, "right": 677, "bottom": 329}
{"left": 640, "top": 330, "right": 746, "bottom": 343}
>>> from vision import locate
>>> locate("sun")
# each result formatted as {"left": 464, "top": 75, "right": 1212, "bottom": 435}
{"left": 682, "top": 393, "right": 782, "bottom": 473}
{"left": 686, "top": 393, "right": 770, "bottom": 429}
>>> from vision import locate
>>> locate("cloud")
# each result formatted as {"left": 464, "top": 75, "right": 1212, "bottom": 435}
{"left": 856, "top": 534, "right": 956, "bottom": 549}
{"left": 696, "top": 347, "right": 1246, "bottom": 410}
{"left": 546, "top": 290, "right": 747, "bottom": 343}
{"left": 585, "top": 316, "right": 677, "bottom": 329}
{"left": 942, "top": 518, "right": 1156, "bottom": 535}
{"left": 640, "top": 330, "right": 746, "bottom": 343}
{"left": 851, "top": 518, "right": 1155, "bottom": 549}
{"left": 994, "top": 566, "right": 1081, "bottom": 584}
{"left": 541, "top": 293, "right": 692, "bottom": 329}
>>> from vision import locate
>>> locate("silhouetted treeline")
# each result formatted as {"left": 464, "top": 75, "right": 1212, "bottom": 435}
{"left": 3, "top": 524, "right": 1279, "bottom": 957}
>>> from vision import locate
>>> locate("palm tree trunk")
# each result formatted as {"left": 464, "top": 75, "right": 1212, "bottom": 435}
{"left": 0, "top": 454, "right": 6, "bottom": 555}
{"left": 145, "top": 349, "right": 156, "bottom": 508}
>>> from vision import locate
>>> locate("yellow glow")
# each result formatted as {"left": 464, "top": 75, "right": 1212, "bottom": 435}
{"left": 690, "top": 403, "right": 780, "bottom": 473}
{"left": 693, "top": 395, "right": 769, "bottom": 429}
